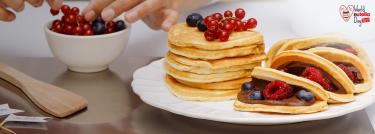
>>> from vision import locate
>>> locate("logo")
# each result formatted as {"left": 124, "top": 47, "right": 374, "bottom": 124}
{"left": 339, "top": 5, "right": 354, "bottom": 22}
{"left": 340, "top": 4, "right": 371, "bottom": 27}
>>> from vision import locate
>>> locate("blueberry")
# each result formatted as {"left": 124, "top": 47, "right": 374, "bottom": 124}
{"left": 249, "top": 91, "right": 264, "bottom": 100}
{"left": 241, "top": 82, "right": 252, "bottom": 91}
{"left": 92, "top": 22, "right": 106, "bottom": 35}
{"left": 186, "top": 13, "right": 203, "bottom": 27}
{"left": 296, "top": 90, "right": 314, "bottom": 101}
{"left": 115, "top": 20, "right": 127, "bottom": 31}
{"left": 93, "top": 17, "right": 105, "bottom": 25}
{"left": 197, "top": 19, "right": 207, "bottom": 32}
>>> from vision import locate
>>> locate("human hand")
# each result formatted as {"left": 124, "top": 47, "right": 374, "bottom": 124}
{"left": 82, "top": 0, "right": 210, "bottom": 31}
{"left": 0, "top": 0, "right": 63, "bottom": 22}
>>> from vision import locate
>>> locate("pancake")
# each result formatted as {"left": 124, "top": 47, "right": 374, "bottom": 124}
{"left": 270, "top": 50, "right": 355, "bottom": 103}
{"left": 176, "top": 77, "right": 251, "bottom": 90}
{"left": 168, "top": 23, "right": 264, "bottom": 50}
{"left": 168, "top": 43, "right": 264, "bottom": 60}
{"left": 165, "top": 75, "right": 239, "bottom": 101}
{"left": 166, "top": 51, "right": 265, "bottom": 69}
{"left": 265, "top": 38, "right": 296, "bottom": 67}
{"left": 234, "top": 67, "right": 328, "bottom": 114}
{"left": 165, "top": 55, "right": 261, "bottom": 74}
{"left": 164, "top": 62, "right": 251, "bottom": 83}
{"left": 307, "top": 47, "right": 372, "bottom": 93}
{"left": 274, "top": 34, "right": 373, "bottom": 75}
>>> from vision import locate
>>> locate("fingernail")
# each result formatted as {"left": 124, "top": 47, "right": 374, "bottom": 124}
{"left": 7, "top": 14, "right": 15, "bottom": 21}
{"left": 125, "top": 11, "right": 138, "bottom": 23}
{"left": 53, "top": 0, "right": 63, "bottom": 9}
{"left": 16, "top": 5, "right": 25, "bottom": 12}
{"left": 102, "top": 9, "right": 115, "bottom": 21}
{"left": 34, "top": 0, "right": 44, "bottom": 7}
{"left": 85, "top": 10, "right": 96, "bottom": 21}
{"left": 162, "top": 22, "right": 173, "bottom": 31}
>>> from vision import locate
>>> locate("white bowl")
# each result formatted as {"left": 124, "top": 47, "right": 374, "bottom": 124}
{"left": 44, "top": 21, "right": 131, "bottom": 73}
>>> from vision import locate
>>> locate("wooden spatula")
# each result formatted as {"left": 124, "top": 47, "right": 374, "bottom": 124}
{"left": 0, "top": 64, "right": 88, "bottom": 118}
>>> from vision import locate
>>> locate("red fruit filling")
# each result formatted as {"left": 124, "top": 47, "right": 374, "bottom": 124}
{"left": 302, "top": 67, "right": 334, "bottom": 91}
{"left": 262, "top": 80, "right": 294, "bottom": 100}
{"left": 337, "top": 64, "right": 357, "bottom": 82}
{"left": 344, "top": 48, "right": 358, "bottom": 55}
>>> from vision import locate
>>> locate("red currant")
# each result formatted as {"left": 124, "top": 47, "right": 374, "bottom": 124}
{"left": 61, "top": 5, "right": 71, "bottom": 15}
{"left": 204, "top": 30, "right": 216, "bottom": 41}
{"left": 106, "top": 27, "right": 115, "bottom": 33}
{"left": 66, "top": 14, "right": 77, "bottom": 25}
{"left": 82, "top": 23, "right": 91, "bottom": 31}
{"left": 212, "top": 13, "right": 223, "bottom": 21}
{"left": 219, "top": 30, "right": 230, "bottom": 41}
{"left": 207, "top": 20, "right": 218, "bottom": 31}
{"left": 51, "top": 23, "right": 63, "bottom": 33}
{"left": 73, "top": 26, "right": 83, "bottom": 35}
{"left": 241, "top": 21, "right": 248, "bottom": 31}
{"left": 71, "top": 7, "right": 80, "bottom": 16}
{"left": 50, "top": 8, "right": 59, "bottom": 16}
{"left": 106, "top": 21, "right": 115, "bottom": 29}
{"left": 52, "top": 19, "right": 61, "bottom": 27}
{"left": 77, "top": 15, "right": 86, "bottom": 24}
{"left": 204, "top": 16, "right": 215, "bottom": 25}
{"left": 234, "top": 20, "right": 242, "bottom": 31}
{"left": 83, "top": 29, "right": 94, "bottom": 36}
{"left": 235, "top": 8, "right": 245, "bottom": 20}
{"left": 246, "top": 18, "right": 257, "bottom": 29}
{"left": 63, "top": 25, "right": 74, "bottom": 35}
{"left": 222, "top": 23, "right": 234, "bottom": 32}
{"left": 224, "top": 10, "right": 233, "bottom": 18}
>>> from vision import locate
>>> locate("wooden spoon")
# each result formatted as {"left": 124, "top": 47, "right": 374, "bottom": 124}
{"left": 0, "top": 64, "right": 88, "bottom": 118}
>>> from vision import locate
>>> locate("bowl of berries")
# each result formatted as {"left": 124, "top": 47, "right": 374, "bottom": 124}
{"left": 44, "top": 5, "right": 130, "bottom": 73}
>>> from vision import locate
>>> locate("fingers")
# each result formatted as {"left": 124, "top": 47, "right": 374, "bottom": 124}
{"left": 26, "top": 0, "right": 43, "bottom": 7}
{"left": 0, "top": 7, "right": 15, "bottom": 21}
{"left": 0, "top": 0, "right": 25, "bottom": 12}
{"left": 124, "top": 0, "right": 164, "bottom": 23}
{"left": 82, "top": 0, "right": 115, "bottom": 21}
{"left": 101, "top": 0, "right": 143, "bottom": 22}
{"left": 160, "top": 9, "right": 178, "bottom": 31}
{"left": 47, "top": 0, "right": 63, "bottom": 10}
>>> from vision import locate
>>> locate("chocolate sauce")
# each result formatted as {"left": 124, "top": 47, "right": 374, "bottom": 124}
{"left": 335, "top": 62, "right": 364, "bottom": 84}
{"left": 237, "top": 78, "right": 315, "bottom": 106}
{"left": 278, "top": 62, "right": 347, "bottom": 94}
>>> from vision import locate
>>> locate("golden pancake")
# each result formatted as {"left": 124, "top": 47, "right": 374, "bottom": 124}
{"left": 307, "top": 47, "right": 372, "bottom": 93}
{"left": 166, "top": 51, "right": 265, "bottom": 69}
{"left": 234, "top": 67, "right": 328, "bottom": 114}
{"left": 176, "top": 77, "right": 251, "bottom": 90}
{"left": 265, "top": 38, "right": 296, "bottom": 67}
{"left": 270, "top": 50, "right": 355, "bottom": 103}
{"left": 168, "top": 43, "right": 264, "bottom": 60}
{"left": 165, "top": 75, "right": 239, "bottom": 101}
{"left": 168, "top": 23, "right": 264, "bottom": 50}
{"left": 274, "top": 34, "right": 372, "bottom": 76}
{"left": 164, "top": 62, "right": 251, "bottom": 83}
{"left": 165, "top": 55, "right": 260, "bottom": 74}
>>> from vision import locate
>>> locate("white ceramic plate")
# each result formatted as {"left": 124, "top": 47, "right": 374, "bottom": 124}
{"left": 131, "top": 59, "right": 375, "bottom": 125}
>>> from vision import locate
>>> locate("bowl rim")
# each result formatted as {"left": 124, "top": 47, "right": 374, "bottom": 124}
{"left": 45, "top": 20, "right": 131, "bottom": 39}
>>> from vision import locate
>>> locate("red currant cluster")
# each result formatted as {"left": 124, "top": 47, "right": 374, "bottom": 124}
{"left": 186, "top": 8, "right": 257, "bottom": 42}
{"left": 49, "top": 5, "right": 126, "bottom": 36}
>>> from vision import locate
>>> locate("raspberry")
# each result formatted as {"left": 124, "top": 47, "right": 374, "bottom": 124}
{"left": 344, "top": 48, "right": 358, "bottom": 55}
{"left": 262, "top": 80, "right": 294, "bottom": 100}
{"left": 302, "top": 67, "right": 334, "bottom": 91}
{"left": 337, "top": 64, "right": 356, "bottom": 82}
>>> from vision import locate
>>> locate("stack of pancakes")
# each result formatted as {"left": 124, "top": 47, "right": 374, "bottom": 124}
{"left": 164, "top": 23, "right": 265, "bottom": 101}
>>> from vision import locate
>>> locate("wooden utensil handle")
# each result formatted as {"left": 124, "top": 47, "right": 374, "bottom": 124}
{"left": 0, "top": 64, "right": 34, "bottom": 90}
